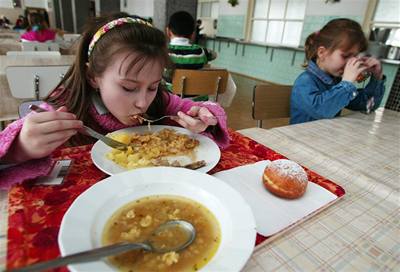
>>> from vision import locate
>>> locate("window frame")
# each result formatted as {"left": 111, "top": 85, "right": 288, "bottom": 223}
{"left": 197, "top": 0, "right": 219, "bottom": 20}
{"left": 369, "top": 0, "right": 400, "bottom": 28}
{"left": 247, "top": 0, "right": 307, "bottom": 47}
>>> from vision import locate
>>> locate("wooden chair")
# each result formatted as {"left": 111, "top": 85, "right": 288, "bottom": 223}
{"left": 252, "top": 84, "right": 292, "bottom": 128}
{"left": 62, "top": 34, "right": 81, "bottom": 43}
{"left": 171, "top": 69, "right": 228, "bottom": 101}
{"left": 6, "top": 65, "right": 70, "bottom": 100}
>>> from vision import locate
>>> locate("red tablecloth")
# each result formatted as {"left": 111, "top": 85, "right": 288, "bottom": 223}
{"left": 6, "top": 130, "right": 344, "bottom": 270}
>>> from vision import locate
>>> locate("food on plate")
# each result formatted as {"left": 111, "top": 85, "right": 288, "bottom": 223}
{"left": 106, "top": 128, "right": 199, "bottom": 169}
{"left": 102, "top": 195, "right": 221, "bottom": 272}
{"left": 262, "top": 159, "right": 309, "bottom": 199}
{"left": 129, "top": 114, "right": 145, "bottom": 124}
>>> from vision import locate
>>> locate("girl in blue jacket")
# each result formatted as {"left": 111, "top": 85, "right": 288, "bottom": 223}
{"left": 290, "top": 18, "right": 385, "bottom": 124}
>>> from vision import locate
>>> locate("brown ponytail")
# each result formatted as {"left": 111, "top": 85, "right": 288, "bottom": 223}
{"left": 303, "top": 18, "right": 367, "bottom": 67}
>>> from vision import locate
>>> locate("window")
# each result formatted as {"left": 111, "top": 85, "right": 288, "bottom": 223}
{"left": 198, "top": 0, "right": 219, "bottom": 19}
{"left": 372, "top": 0, "right": 400, "bottom": 27}
{"left": 197, "top": 0, "right": 219, "bottom": 37}
{"left": 370, "top": 0, "right": 400, "bottom": 47}
{"left": 250, "top": 0, "right": 306, "bottom": 46}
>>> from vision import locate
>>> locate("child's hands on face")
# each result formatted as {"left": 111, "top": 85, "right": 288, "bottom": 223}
{"left": 171, "top": 106, "right": 218, "bottom": 134}
{"left": 342, "top": 57, "right": 369, "bottom": 83}
{"left": 17, "top": 106, "right": 83, "bottom": 161}
{"left": 360, "top": 56, "right": 383, "bottom": 80}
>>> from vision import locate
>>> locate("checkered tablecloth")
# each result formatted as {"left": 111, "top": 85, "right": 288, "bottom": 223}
{"left": 241, "top": 109, "right": 400, "bottom": 271}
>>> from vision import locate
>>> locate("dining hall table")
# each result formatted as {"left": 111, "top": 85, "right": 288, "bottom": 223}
{"left": 0, "top": 108, "right": 399, "bottom": 271}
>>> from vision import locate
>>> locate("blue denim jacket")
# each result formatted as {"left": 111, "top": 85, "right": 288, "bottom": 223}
{"left": 290, "top": 60, "right": 386, "bottom": 124}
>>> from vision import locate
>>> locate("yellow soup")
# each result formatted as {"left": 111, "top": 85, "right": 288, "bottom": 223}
{"left": 102, "top": 195, "right": 221, "bottom": 272}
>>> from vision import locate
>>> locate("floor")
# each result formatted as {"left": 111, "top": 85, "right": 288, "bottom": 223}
{"left": 223, "top": 73, "right": 289, "bottom": 130}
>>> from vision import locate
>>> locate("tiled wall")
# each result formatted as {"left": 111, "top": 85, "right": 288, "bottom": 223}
{"left": 207, "top": 39, "right": 306, "bottom": 84}
{"left": 205, "top": 39, "right": 399, "bottom": 107}
{"left": 216, "top": 15, "right": 245, "bottom": 39}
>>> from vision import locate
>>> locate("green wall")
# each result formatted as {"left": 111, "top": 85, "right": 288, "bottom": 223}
{"left": 217, "top": 15, "right": 246, "bottom": 39}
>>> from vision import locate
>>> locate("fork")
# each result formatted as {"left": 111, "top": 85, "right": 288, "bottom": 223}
{"left": 29, "top": 105, "right": 130, "bottom": 151}
{"left": 141, "top": 114, "right": 224, "bottom": 123}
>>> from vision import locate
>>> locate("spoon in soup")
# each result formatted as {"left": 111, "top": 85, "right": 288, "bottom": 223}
{"left": 7, "top": 220, "right": 196, "bottom": 272}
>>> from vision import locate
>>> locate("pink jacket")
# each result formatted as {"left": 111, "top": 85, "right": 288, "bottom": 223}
{"left": 21, "top": 29, "right": 56, "bottom": 42}
{"left": 0, "top": 93, "right": 229, "bottom": 189}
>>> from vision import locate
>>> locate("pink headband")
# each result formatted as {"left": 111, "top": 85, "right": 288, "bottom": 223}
{"left": 87, "top": 17, "right": 152, "bottom": 57}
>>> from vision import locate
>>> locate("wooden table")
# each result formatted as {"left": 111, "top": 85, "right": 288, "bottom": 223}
{"left": 1, "top": 109, "right": 399, "bottom": 271}
{"left": 240, "top": 108, "right": 400, "bottom": 271}
{"left": 0, "top": 55, "right": 74, "bottom": 126}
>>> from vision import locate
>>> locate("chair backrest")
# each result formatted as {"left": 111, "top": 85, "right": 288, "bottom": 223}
{"left": 171, "top": 69, "right": 228, "bottom": 98}
{"left": 21, "top": 42, "right": 60, "bottom": 52}
{"left": 62, "top": 34, "right": 81, "bottom": 42}
{"left": 252, "top": 84, "right": 292, "bottom": 128}
{"left": 6, "top": 51, "right": 61, "bottom": 56}
{"left": 6, "top": 65, "right": 70, "bottom": 99}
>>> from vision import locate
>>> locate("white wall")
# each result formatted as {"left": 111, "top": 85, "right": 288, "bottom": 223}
{"left": 95, "top": 0, "right": 100, "bottom": 16}
{"left": 306, "top": 0, "right": 368, "bottom": 16}
{"left": 0, "top": 0, "right": 13, "bottom": 8}
{"left": 0, "top": 7, "right": 23, "bottom": 22}
{"left": 121, "top": 0, "right": 154, "bottom": 17}
{"left": 218, "top": 0, "right": 248, "bottom": 16}
{"left": 24, "top": 0, "right": 48, "bottom": 9}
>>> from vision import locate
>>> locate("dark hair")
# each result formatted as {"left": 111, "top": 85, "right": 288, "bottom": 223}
{"left": 304, "top": 18, "right": 368, "bottom": 66}
{"left": 28, "top": 13, "right": 47, "bottom": 31}
{"left": 168, "top": 11, "right": 195, "bottom": 38}
{"left": 45, "top": 13, "right": 171, "bottom": 144}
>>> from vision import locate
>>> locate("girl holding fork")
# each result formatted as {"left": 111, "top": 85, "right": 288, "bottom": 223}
{"left": 0, "top": 13, "right": 228, "bottom": 187}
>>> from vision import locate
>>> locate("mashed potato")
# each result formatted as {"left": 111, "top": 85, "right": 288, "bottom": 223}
{"left": 106, "top": 128, "right": 199, "bottom": 169}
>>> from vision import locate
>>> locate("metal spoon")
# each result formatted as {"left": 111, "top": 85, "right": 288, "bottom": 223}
{"left": 7, "top": 220, "right": 196, "bottom": 272}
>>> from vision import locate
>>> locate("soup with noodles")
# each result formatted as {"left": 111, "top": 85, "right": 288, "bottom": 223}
{"left": 102, "top": 195, "right": 221, "bottom": 271}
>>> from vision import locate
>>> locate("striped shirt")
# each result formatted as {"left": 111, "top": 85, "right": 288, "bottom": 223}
{"left": 168, "top": 37, "right": 209, "bottom": 69}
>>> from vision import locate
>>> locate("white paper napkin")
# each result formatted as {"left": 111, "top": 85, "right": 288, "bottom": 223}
{"left": 213, "top": 160, "right": 338, "bottom": 236}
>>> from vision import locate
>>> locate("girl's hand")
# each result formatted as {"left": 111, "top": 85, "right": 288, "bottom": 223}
{"left": 362, "top": 57, "right": 383, "bottom": 80}
{"left": 342, "top": 57, "right": 368, "bottom": 83}
{"left": 15, "top": 106, "right": 83, "bottom": 161}
{"left": 171, "top": 106, "right": 218, "bottom": 134}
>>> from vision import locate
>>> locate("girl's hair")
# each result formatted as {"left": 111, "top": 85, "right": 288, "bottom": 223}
{"left": 304, "top": 18, "right": 367, "bottom": 66}
{"left": 45, "top": 13, "right": 171, "bottom": 143}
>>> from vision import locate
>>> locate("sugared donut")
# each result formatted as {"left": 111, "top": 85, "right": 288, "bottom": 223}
{"left": 262, "top": 159, "right": 308, "bottom": 199}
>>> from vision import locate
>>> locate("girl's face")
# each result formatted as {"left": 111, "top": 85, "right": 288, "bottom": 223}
{"left": 92, "top": 51, "right": 163, "bottom": 126}
{"left": 317, "top": 45, "right": 360, "bottom": 77}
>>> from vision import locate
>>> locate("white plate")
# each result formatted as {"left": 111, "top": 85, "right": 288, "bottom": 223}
{"left": 58, "top": 167, "right": 256, "bottom": 272}
{"left": 91, "top": 125, "right": 221, "bottom": 175}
